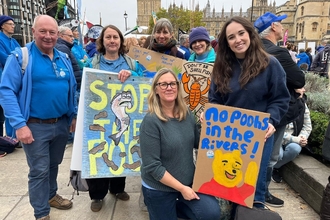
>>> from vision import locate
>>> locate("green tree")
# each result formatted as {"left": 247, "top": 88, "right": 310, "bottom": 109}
{"left": 147, "top": 6, "right": 205, "bottom": 38}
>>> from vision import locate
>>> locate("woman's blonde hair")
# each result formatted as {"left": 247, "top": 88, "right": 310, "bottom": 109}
{"left": 148, "top": 68, "right": 188, "bottom": 121}
{"left": 124, "top": 37, "right": 139, "bottom": 53}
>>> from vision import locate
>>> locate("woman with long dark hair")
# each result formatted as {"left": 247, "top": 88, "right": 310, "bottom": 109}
{"left": 209, "top": 16, "right": 290, "bottom": 207}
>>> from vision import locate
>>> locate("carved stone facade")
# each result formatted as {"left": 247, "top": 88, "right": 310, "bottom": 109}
{"left": 202, "top": 0, "right": 276, "bottom": 37}
{"left": 137, "top": 0, "right": 161, "bottom": 28}
{"left": 0, "top": 0, "right": 76, "bottom": 45}
{"left": 276, "top": 0, "right": 330, "bottom": 45}
{"left": 0, "top": 0, "right": 47, "bottom": 45}
{"left": 136, "top": 0, "right": 330, "bottom": 45}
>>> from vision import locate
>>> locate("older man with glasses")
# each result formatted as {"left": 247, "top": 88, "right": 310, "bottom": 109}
{"left": 55, "top": 26, "right": 80, "bottom": 89}
{"left": 0, "top": 15, "right": 21, "bottom": 144}
{"left": 0, "top": 15, "right": 77, "bottom": 220}
{"left": 0, "top": 15, "right": 20, "bottom": 76}
{"left": 254, "top": 12, "right": 305, "bottom": 208}
{"left": 55, "top": 26, "right": 81, "bottom": 144}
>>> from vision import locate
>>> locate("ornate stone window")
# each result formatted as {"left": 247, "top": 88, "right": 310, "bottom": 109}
{"left": 312, "top": 22, "right": 318, "bottom": 32}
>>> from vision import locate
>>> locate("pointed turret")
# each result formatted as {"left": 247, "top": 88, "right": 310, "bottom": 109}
{"left": 195, "top": 3, "right": 199, "bottom": 11}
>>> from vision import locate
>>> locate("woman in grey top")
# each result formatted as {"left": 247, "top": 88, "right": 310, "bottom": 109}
{"left": 140, "top": 68, "right": 221, "bottom": 220}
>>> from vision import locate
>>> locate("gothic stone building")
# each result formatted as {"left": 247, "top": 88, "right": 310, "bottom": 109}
{"left": 276, "top": 0, "right": 330, "bottom": 45}
{"left": 137, "top": 0, "right": 330, "bottom": 46}
{"left": 137, "top": 0, "right": 161, "bottom": 29}
{"left": 202, "top": 0, "right": 276, "bottom": 37}
{"left": 0, "top": 0, "right": 76, "bottom": 45}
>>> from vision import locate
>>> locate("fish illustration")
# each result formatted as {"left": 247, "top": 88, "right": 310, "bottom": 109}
{"left": 109, "top": 91, "right": 132, "bottom": 145}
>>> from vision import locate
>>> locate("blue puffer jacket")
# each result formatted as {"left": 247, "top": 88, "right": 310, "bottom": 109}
{"left": 296, "top": 52, "right": 310, "bottom": 68}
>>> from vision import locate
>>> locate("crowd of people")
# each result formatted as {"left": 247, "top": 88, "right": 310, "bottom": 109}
{"left": 0, "top": 10, "right": 321, "bottom": 219}
{"left": 283, "top": 39, "right": 330, "bottom": 76}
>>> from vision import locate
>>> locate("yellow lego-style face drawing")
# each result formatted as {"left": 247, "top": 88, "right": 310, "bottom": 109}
{"left": 212, "top": 150, "right": 243, "bottom": 188}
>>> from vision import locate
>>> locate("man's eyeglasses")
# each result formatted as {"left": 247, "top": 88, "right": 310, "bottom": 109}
{"left": 62, "top": 33, "right": 74, "bottom": 38}
{"left": 156, "top": 81, "right": 179, "bottom": 90}
{"left": 4, "top": 22, "right": 15, "bottom": 26}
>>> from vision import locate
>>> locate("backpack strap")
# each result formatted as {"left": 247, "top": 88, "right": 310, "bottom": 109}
{"left": 123, "top": 54, "right": 136, "bottom": 72}
{"left": 21, "top": 47, "right": 29, "bottom": 74}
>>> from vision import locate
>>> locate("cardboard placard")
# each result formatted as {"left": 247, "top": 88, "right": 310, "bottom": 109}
{"left": 180, "top": 62, "right": 213, "bottom": 123}
{"left": 127, "top": 46, "right": 186, "bottom": 78}
{"left": 76, "top": 68, "right": 152, "bottom": 178}
{"left": 193, "top": 103, "right": 270, "bottom": 208}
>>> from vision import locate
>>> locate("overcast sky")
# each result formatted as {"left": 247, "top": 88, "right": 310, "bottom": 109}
{"left": 76, "top": 0, "right": 287, "bottom": 33}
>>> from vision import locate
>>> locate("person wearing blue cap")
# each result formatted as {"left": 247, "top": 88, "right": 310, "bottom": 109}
{"left": 254, "top": 12, "right": 305, "bottom": 207}
{"left": 0, "top": 15, "right": 21, "bottom": 139}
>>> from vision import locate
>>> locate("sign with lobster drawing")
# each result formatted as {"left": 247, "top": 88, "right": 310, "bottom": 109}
{"left": 181, "top": 62, "right": 213, "bottom": 124}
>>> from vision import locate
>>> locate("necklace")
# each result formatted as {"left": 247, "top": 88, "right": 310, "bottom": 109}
{"left": 236, "top": 57, "right": 243, "bottom": 69}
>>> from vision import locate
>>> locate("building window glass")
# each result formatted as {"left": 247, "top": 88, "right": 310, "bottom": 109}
{"left": 301, "top": 6, "right": 304, "bottom": 16}
{"left": 312, "top": 22, "right": 318, "bottom": 32}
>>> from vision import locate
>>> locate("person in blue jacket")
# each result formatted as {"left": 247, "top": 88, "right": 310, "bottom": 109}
{"left": 188, "top": 27, "right": 216, "bottom": 63}
{"left": 0, "top": 15, "right": 77, "bottom": 220}
{"left": 178, "top": 34, "right": 191, "bottom": 60}
{"left": 296, "top": 48, "right": 311, "bottom": 69}
{"left": 71, "top": 26, "right": 92, "bottom": 71}
{"left": 86, "top": 38, "right": 98, "bottom": 58}
{"left": 0, "top": 15, "right": 21, "bottom": 137}
{"left": 0, "top": 15, "right": 20, "bottom": 77}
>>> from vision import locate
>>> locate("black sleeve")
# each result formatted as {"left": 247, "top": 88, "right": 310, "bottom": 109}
{"left": 55, "top": 44, "right": 71, "bottom": 56}
{"left": 56, "top": 43, "right": 82, "bottom": 91}
{"left": 310, "top": 52, "right": 321, "bottom": 70}
{"left": 271, "top": 48, "right": 305, "bottom": 89}
{"left": 69, "top": 52, "right": 82, "bottom": 91}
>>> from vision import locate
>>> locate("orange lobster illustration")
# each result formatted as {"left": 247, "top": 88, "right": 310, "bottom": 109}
{"left": 181, "top": 72, "right": 211, "bottom": 111}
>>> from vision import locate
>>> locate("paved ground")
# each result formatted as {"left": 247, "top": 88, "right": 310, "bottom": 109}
{"left": 0, "top": 145, "right": 320, "bottom": 220}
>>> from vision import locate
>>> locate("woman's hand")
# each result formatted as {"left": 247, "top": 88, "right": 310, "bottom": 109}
{"left": 180, "top": 185, "right": 200, "bottom": 201}
{"left": 200, "top": 112, "right": 204, "bottom": 123}
{"left": 118, "top": 70, "right": 131, "bottom": 83}
{"left": 160, "top": 171, "right": 199, "bottom": 201}
{"left": 299, "top": 136, "right": 308, "bottom": 147}
{"left": 265, "top": 123, "right": 276, "bottom": 142}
